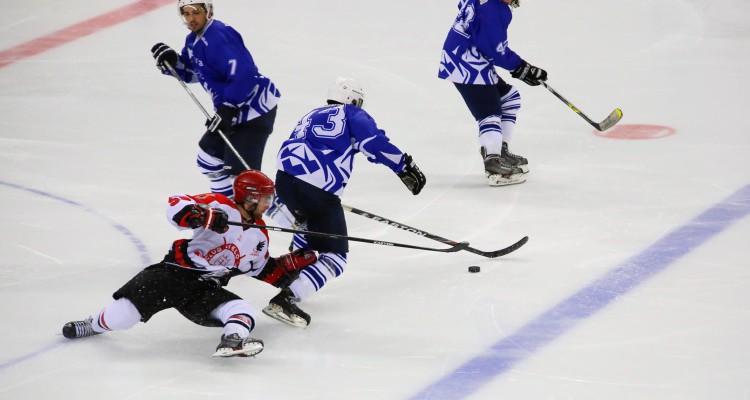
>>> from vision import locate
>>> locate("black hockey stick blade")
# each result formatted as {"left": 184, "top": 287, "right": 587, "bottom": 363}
{"left": 227, "top": 221, "right": 469, "bottom": 254}
{"left": 342, "top": 204, "right": 527, "bottom": 258}
{"left": 476, "top": 235, "right": 529, "bottom": 258}
{"left": 444, "top": 241, "right": 471, "bottom": 252}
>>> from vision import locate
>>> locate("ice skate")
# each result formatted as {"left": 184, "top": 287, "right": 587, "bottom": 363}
{"left": 481, "top": 147, "right": 526, "bottom": 187}
{"left": 62, "top": 316, "right": 100, "bottom": 339}
{"left": 262, "top": 288, "right": 311, "bottom": 328}
{"left": 501, "top": 142, "right": 529, "bottom": 174}
{"left": 212, "top": 333, "right": 264, "bottom": 357}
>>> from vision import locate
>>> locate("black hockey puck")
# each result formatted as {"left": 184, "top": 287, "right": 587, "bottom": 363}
{"left": 468, "top": 266, "right": 480, "bottom": 273}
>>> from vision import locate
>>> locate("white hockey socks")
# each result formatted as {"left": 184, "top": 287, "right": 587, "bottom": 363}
{"left": 210, "top": 299, "right": 257, "bottom": 338}
{"left": 92, "top": 298, "right": 141, "bottom": 333}
{"left": 196, "top": 149, "right": 234, "bottom": 198}
{"left": 499, "top": 86, "right": 521, "bottom": 142}
{"left": 289, "top": 252, "right": 347, "bottom": 301}
{"left": 265, "top": 196, "right": 309, "bottom": 250}
{"left": 477, "top": 87, "right": 522, "bottom": 154}
{"left": 478, "top": 115, "right": 504, "bottom": 155}
{"left": 265, "top": 195, "right": 295, "bottom": 227}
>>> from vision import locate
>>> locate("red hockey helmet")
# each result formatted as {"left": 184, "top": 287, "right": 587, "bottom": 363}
{"left": 233, "top": 170, "right": 275, "bottom": 203}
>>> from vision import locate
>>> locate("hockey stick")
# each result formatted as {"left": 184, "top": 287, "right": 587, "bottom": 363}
{"left": 226, "top": 221, "right": 469, "bottom": 253}
{"left": 541, "top": 81, "right": 623, "bottom": 132}
{"left": 163, "top": 63, "right": 252, "bottom": 170}
{"left": 342, "top": 204, "right": 528, "bottom": 258}
{"left": 161, "top": 64, "right": 491, "bottom": 256}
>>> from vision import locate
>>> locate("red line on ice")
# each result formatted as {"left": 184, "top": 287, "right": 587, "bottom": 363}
{"left": 0, "top": 0, "right": 173, "bottom": 69}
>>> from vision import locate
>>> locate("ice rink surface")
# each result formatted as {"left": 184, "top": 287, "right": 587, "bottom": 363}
{"left": 1, "top": 1, "right": 749, "bottom": 399}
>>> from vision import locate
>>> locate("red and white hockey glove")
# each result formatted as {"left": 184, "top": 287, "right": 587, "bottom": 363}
{"left": 257, "top": 249, "right": 317, "bottom": 288}
{"left": 174, "top": 203, "right": 229, "bottom": 233}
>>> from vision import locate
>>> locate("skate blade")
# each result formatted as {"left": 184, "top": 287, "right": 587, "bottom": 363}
{"left": 262, "top": 304, "right": 309, "bottom": 328}
{"left": 486, "top": 172, "right": 526, "bottom": 187}
{"left": 212, "top": 342, "right": 264, "bottom": 358}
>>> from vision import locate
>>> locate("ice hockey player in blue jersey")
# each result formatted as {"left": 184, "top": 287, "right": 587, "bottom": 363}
{"left": 261, "top": 78, "right": 427, "bottom": 328}
{"left": 439, "top": 0, "right": 547, "bottom": 187}
{"left": 150, "top": 0, "right": 280, "bottom": 197}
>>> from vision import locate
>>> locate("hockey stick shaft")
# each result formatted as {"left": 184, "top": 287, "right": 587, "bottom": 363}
{"left": 541, "top": 81, "right": 623, "bottom": 132}
{"left": 164, "top": 63, "right": 251, "bottom": 170}
{"left": 163, "top": 64, "right": 507, "bottom": 256}
{"left": 227, "top": 221, "right": 469, "bottom": 253}
{"left": 341, "top": 204, "right": 528, "bottom": 258}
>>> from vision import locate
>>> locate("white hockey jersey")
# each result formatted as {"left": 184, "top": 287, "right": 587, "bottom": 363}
{"left": 164, "top": 193, "right": 270, "bottom": 281}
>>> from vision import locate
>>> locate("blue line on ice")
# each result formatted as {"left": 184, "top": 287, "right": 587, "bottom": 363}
{"left": 409, "top": 184, "right": 750, "bottom": 400}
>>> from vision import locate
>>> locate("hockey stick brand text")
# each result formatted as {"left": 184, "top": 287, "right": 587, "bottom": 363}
{"left": 366, "top": 215, "right": 427, "bottom": 236}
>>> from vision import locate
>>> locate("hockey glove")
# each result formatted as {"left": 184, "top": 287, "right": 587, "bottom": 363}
{"left": 199, "top": 270, "right": 235, "bottom": 289}
{"left": 151, "top": 42, "right": 178, "bottom": 71}
{"left": 174, "top": 203, "right": 229, "bottom": 233}
{"left": 511, "top": 60, "right": 548, "bottom": 86}
{"left": 256, "top": 249, "right": 317, "bottom": 288}
{"left": 206, "top": 104, "right": 239, "bottom": 135}
{"left": 397, "top": 154, "right": 426, "bottom": 195}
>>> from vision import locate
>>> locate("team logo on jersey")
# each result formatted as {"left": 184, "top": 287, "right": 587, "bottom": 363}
{"left": 249, "top": 239, "right": 266, "bottom": 259}
{"left": 204, "top": 238, "right": 244, "bottom": 267}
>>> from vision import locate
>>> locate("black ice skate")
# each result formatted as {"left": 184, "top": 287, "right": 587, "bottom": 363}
{"left": 262, "top": 288, "right": 311, "bottom": 328}
{"left": 62, "top": 316, "right": 100, "bottom": 339}
{"left": 481, "top": 147, "right": 526, "bottom": 187}
{"left": 212, "top": 333, "right": 264, "bottom": 358}
{"left": 501, "top": 142, "right": 529, "bottom": 174}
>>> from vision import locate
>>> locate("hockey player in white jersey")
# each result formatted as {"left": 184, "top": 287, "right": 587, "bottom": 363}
{"left": 62, "top": 170, "right": 316, "bottom": 357}
{"left": 439, "top": 0, "right": 548, "bottom": 186}
{"left": 150, "top": 0, "right": 280, "bottom": 197}
{"left": 262, "top": 77, "right": 427, "bottom": 328}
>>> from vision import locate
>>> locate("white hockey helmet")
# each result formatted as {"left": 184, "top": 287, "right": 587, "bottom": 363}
{"left": 326, "top": 77, "right": 365, "bottom": 108}
{"left": 178, "top": 0, "right": 214, "bottom": 20}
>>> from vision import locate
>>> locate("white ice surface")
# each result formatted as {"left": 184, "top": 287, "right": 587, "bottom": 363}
{"left": 1, "top": 1, "right": 749, "bottom": 399}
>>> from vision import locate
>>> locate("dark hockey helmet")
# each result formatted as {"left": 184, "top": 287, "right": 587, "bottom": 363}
{"left": 234, "top": 170, "right": 275, "bottom": 204}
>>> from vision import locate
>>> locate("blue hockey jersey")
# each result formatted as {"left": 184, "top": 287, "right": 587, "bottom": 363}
{"left": 276, "top": 105, "right": 406, "bottom": 196}
{"left": 438, "top": 0, "right": 523, "bottom": 85}
{"left": 168, "top": 19, "right": 280, "bottom": 123}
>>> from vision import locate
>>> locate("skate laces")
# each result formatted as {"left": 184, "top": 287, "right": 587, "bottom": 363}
{"left": 502, "top": 143, "right": 527, "bottom": 164}
{"left": 64, "top": 317, "right": 98, "bottom": 338}
{"left": 218, "top": 333, "right": 243, "bottom": 348}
